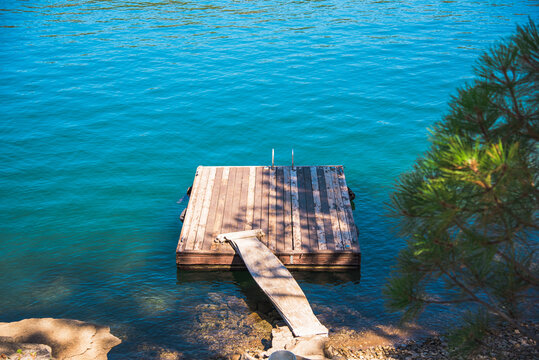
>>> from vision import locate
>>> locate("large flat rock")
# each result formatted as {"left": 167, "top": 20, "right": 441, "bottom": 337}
{"left": 0, "top": 318, "right": 121, "bottom": 360}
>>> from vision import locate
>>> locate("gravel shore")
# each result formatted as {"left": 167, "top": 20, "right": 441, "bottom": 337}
{"left": 242, "top": 322, "right": 537, "bottom": 360}
{"left": 322, "top": 322, "right": 538, "bottom": 360}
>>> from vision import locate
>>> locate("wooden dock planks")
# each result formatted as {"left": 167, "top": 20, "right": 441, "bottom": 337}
{"left": 177, "top": 165, "right": 360, "bottom": 270}
{"left": 290, "top": 168, "right": 302, "bottom": 251}
{"left": 310, "top": 166, "right": 327, "bottom": 250}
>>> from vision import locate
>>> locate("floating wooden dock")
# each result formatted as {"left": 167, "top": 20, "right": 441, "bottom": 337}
{"left": 176, "top": 165, "right": 360, "bottom": 270}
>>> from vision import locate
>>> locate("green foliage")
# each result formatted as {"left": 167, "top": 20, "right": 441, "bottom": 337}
{"left": 447, "top": 309, "right": 491, "bottom": 356}
{"left": 384, "top": 19, "right": 538, "bottom": 356}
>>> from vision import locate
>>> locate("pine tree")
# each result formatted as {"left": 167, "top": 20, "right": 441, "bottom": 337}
{"left": 384, "top": 20, "right": 538, "bottom": 355}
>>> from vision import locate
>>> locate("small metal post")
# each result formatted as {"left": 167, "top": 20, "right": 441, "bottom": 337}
{"left": 272, "top": 148, "right": 274, "bottom": 170}
{"left": 291, "top": 149, "right": 294, "bottom": 169}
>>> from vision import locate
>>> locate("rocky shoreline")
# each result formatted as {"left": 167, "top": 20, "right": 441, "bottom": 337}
{"left": 241, "top": 322, "right": 537, "bottom": 360}
{"left": 184, "top": 293, "right": 537, "bottom": 359}
{"left": 1, "top": 315, "right": 534, "bottom": 359}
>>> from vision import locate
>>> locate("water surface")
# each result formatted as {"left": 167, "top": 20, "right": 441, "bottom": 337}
{"left": 1, "top": 1, "right": 537, "bottom": 358}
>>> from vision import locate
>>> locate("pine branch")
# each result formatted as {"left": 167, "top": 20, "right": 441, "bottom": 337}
{"left": 385, "top": 20, "right": 539, "bottom": 354}
{"left": 495, "top": 249, "right": 539, "bottom": 286}
{"left": 502, "top": 64, "right": 523, "bottom": 122}
{"left": 415, "top": 296, "right": 474, "bottom": 305}
{"left": 441, "top": 267, "right": 537, "bottom": 342}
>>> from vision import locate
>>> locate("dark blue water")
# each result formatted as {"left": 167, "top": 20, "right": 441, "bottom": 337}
{"left": 1, "top": 1, "right": 537, "bottom": 358}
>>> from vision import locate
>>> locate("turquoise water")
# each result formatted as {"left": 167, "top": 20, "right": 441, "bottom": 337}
{"left": 1, "top": 0, "right": 537, "bottom": 358}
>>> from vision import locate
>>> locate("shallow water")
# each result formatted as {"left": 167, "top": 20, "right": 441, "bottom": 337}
{"left": 0, "top": 1, "right": 537, "bottom": 358}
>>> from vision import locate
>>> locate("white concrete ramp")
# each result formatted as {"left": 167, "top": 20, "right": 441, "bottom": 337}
{"left": 216, "top": 229, "right": 329, "bottom": 337}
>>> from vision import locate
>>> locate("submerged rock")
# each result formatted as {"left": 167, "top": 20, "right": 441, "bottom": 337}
{"left": 0, "top": 318, "right": 121, "bottom": 360}
{"left": 187, "top": 293, "right": 273, "bottom": 358}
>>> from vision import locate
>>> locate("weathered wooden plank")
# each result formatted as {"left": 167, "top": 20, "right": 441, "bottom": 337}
{"left": 222, "top": 230, "right": 328, "bottom": 337}
{"left": 208, "top": 167, "right": 229, "bottom": 250}
{"left": 230, "top": 167, "right": 246, "bottom": 232}
{"left": 317, "top": 167, "right": 336, "bottom": 251}
{"left": 297, "top": 167, "right": 312, "bottom": 251}
{"left": 253, "top": 166, "right": 263, "bottom": 233}
{"left": 275, "top": 167, "right": 285, "bottom": 252}
{"left": 268, "top": 167, "right": 277, "bottom": 251}
{"left": 221, "top": 167, "right": 238, "bottom": 234}
{"left": 330, "top": 167, "right": 353, "bottom": 250}
{"left": 283, "top": 166, "right": 293, "bottom": 251}
{"left": 185, "top": 166, "right": 211, "bottom": 250}
{"left": 310, "top": 167, "right": 327, "bottom": 250}
{"left": 200, "top": 167, "right": 222, "bottom": 250}
{"left": 323, "top": 167, "right": 345, "bottom": 250}
{"left": 178, "top": 166, "right": 204, "bottom": 252}
{"left": 217, "top": 229, "right": 265, "bottom": 242}
{"left": 304, "top": 167, "right": 319, "bottom": 251}
{"left": 290, "top": 167, "right": 302, "bottom": 251}
{"left": 260, "top": 167, "right": 270, "bottom": 247}
{"left": 245, "top": 166, "right": 257, "bottom": 230}
{"left": 193, "top": 167, "right": 217, "bottom": 250}
{"left": 238, "top": 167, "right": 250, "bottom": 231}
{"left": 336, "top": 166, "right": 359, "bottom": 250}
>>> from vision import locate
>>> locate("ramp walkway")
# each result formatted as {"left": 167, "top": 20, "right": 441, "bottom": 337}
{"left": 216, "top": 229, "right": 328, "bottom": 337}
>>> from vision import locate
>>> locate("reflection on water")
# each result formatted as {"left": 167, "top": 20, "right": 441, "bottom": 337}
{"left": 0, "top": 0, "right": 536, "bottom": 358}
{"left": 176, "top": 269, "right": 361, "bottom": 285}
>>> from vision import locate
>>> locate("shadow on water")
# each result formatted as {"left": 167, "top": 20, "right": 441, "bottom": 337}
{"left": 173, "top": 269, "right": 277, "bottom": 357}
{"left": 176, "top": 268, "right": 361, "bottom": 330}
{"left": 176, "top": 268, "right": 362, "bottom": 314}
{"left": 177, "top": 269, "right": 270, "bottom": 309}
{"left": 291, "top": 270, "right": 361, "bottom": 285}
{"left": 176, "top": 268, "right": 361, "bottom": 286}
{"left": 175, "top": 268, "right": 363, "bottom": 356}
{"left": 174, "top": 268, "right": 437, "bottom": 358}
